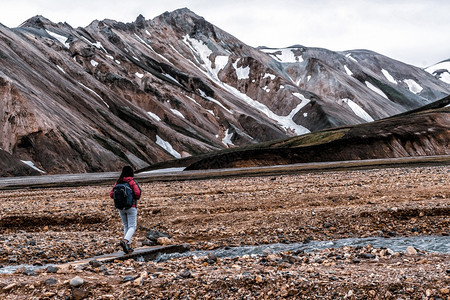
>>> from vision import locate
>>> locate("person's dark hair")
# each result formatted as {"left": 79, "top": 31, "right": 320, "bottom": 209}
{"left": 118, "top": 165, "right": 134, "bottom": 183}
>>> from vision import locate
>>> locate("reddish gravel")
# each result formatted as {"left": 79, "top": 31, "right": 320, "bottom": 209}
{"left": 0, "top": 166, "right": 449, "bottom": 299}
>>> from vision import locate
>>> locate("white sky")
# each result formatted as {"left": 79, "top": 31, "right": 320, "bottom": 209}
{"left": 0, "top": 0, "right": 449, "bottom": 67}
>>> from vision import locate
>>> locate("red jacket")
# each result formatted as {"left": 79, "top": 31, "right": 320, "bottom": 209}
{"left": 110, "top": 177, "right": 141, "bottom": 202}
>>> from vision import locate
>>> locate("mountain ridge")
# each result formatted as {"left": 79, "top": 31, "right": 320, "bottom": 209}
{"left": 0, "top": 9, "right": 449, "bottom": 176}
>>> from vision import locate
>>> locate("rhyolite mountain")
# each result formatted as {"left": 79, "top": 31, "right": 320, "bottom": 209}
{"left": 182, "top": 104, "right": 450, "bottom": 170}
{"left": 1, "top": 8, "right": 449, "bottom": 176}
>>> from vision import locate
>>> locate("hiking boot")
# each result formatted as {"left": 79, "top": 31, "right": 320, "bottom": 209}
{"left": 120, "top": 240, "right": 129, "bottom": 254}
{"left": 127, "top": 245, "right": 134, "bottom": 254}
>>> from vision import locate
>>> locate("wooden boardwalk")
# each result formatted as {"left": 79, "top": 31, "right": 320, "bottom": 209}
{"left": 59, "top": 244, "right": 189, "bottom": 268}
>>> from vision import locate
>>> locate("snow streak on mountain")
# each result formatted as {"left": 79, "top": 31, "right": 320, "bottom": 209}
{"left": 0, "top": 8, "right": 449, "bottom": 175}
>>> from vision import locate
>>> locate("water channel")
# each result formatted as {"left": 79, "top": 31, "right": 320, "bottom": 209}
{"left": 1, "top": 235, "right": 448, "bottom": 274}
{"left": 154, "top": 235, "right": 450, "bottom": 262}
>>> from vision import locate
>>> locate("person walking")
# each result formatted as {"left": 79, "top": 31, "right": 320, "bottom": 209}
{"left": 110, "top": 165, "right": 141, "bottom": 254}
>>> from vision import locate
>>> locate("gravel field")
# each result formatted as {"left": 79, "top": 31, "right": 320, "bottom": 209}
{"left": 0, "top": 165, "right": 449, "bottom": 299}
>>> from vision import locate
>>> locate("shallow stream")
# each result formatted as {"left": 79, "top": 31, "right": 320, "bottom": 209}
{"left": 154, "top": 235, "right": 450, "bottom": 262}
{"left": 1, "top": 235, "right": 448, "bottom": 274}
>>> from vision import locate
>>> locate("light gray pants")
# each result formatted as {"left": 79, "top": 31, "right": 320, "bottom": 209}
{"left": 118, "top": 207, "right": 137, "bottom": 243}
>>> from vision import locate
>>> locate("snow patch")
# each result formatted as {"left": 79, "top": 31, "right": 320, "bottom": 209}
{"left": 147, "top": 112, "right": 161, "bottom": 121}
{"left": 233, "top": 59, "right": 250, "bottom": 80}
{"left": 156, "top": 135, "right": 181, "bottom": 158}
{"left": 45, "top": 30, "right": 70, "bottom": 48}
{"left": 135, "top": 72, "right": 144, "bottom": 78}
{"left": 169, "top": 44, "right": 184, "bottom": 58}
{"left": 134, "top": 33, "right": 171, "bottom": 64}
{"left": 183, "top": 35, "right": 310, "bottom": 134}
{"left": 346, "top": 53, "right": 358, "bottom": 63}
{"left": 222, "top": 129, "right": 234, "bottom": 147}
{"left": 78, "top": 82, "right": 109, "bottom": 108}
{"left": 264, "top": 73, "right": 276, "bottom": 80}
{"left": 183, "top": 35, "right": 231, "bottom": 82}
{"left": 365, "top": 81, "right": 388, "bottom": 99}
{"left": 183, "top": 35, "right": 215, "bottom": 74}
{"left": 90, "top": 60, "right": 98, "bottom": 67}
{"left": 80, "top": 36, "right": 107, "bottom": 53}
{"left": 56, "top": 65, "right": 66, "bottom": 74}
{"left": 382, "top": 69, "right": 397, "bottom": 84}
{"left": 425, "top": 61, "right": 450, "bottom": 84}
{"left": 182, "top": 36, "right": 236, "bottom": 113}
{"left": 262, "top": 86, "right": 270, "bottom": 93}
{"left": 403, "top": 79, "right": 423, "bottom": 94}
{"left": 162, "top": 73, "right": 180, "bottom": 84}
{"left": 198, "top": 89, "right": 232, "bottom": 114}
{"left": 292, "top": 93, "right": 311, "bottom": 111}
{"left": 171, "top": 109, "right": 185, "bottom": 119}
{"left": 185, "top": 95, "right": 201, "bottom": 107}
{"left": 222, "top": 83, "right": 310, "bottom": 134}
{"left": 344, "top": 65, "right": 353, "bottom": 76}
{"left": 261, "top": 48, "right": 303, "bottom": 63}
{"left": 342, "top": 98, "right": 374, "bottom": 122}
{"left": 21, "top": 160, "right": 46, "bottom": 173}
{"left": 92, "top": 41, "right": 107, "bottom": 53}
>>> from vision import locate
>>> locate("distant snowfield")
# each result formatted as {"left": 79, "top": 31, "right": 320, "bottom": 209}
{"left": 222, "top": 129, "right": 234, "bottom": 147}
{"left": 171, "top": 108, "right": 185, "bottom": 119}
{"left": 21, "top": 160, "right": 46, "bottom": 173}
{"left": 264, "top": 73, "right": 276, "bottom": 80}
{"left": 345, "top": 53, "right": 358, "bottom": 63}
{"left": 233, "top": 59, "right": 250, "bottom": 80}
{"left": 147, "top": 111, "right": 161, "bottom": 121}
{"left": 223, "top": 82, "right": 310, "bottom": 134}
{"left": 162, "top": 73, "right": 180, "bottom": 84}
{"left": 156, "top": 135, "right": 181, "bottom": 158}
{"left": 56, "top": 65, "right": 66, "bottom": 74}
{"left": 77, "top": 82, "right": 109, "bottom": 108}
{"left": 403, "top": 79, "right": 423, "bottom": 94}
{"left": 134, "top": 33, "right": 171, "bottom": 65}
{"left": 382, "top": 69, "right": 397, "bottom": 84}
{"left": 425, "top": 61, "right": 450, "bottom": 84}
{"left": 344, "top": 65, "right": 353, "bottom": 76}
{"left": 45, "top": 30, "right": 70, "bottom": 48}
{"left": 198, "top": 89, "right": 232, "bottom": 114}
{"left": 183, "top": 35, "right": 309, "bottom": 135}
{"left": 261, "top": 48, "right": 303, "bottom": 63}
{"left": 365, "top": 81, "right": 389, "bottom": 99}
{"left": 90, "top": 60, "right": 99, "bottom": 67}
{"left": 342, "top": 98, "right": 374, "bottom": 122}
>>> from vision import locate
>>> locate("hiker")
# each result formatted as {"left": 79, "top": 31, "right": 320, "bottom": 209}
{"left": 110, "top": 165, "right": 141, "bottom": 254}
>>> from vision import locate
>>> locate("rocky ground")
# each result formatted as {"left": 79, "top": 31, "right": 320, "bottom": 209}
{"left": 0, "top": 165, "right": 449, "bottom": 299}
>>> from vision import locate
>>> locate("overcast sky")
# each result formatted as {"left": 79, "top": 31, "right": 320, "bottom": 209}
{"left": 1, "top": 0, "right": 449, "bottom": 67}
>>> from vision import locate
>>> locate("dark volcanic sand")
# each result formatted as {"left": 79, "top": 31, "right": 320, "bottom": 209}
{"left": 0, "top": 166, "right": 449, "bottom": 299}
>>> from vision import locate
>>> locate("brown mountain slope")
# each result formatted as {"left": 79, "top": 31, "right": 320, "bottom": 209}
{"left": 0, "top": 149, "right": 41, "bottom": 176}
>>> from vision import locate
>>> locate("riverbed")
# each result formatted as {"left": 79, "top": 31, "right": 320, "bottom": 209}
{"left": 0, "top": 165, "right": 449, "bottom": 299}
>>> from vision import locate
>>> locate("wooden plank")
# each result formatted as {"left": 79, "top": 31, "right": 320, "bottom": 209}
{"left": 58, "top": 244, "right": 189, "bottom": 268}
